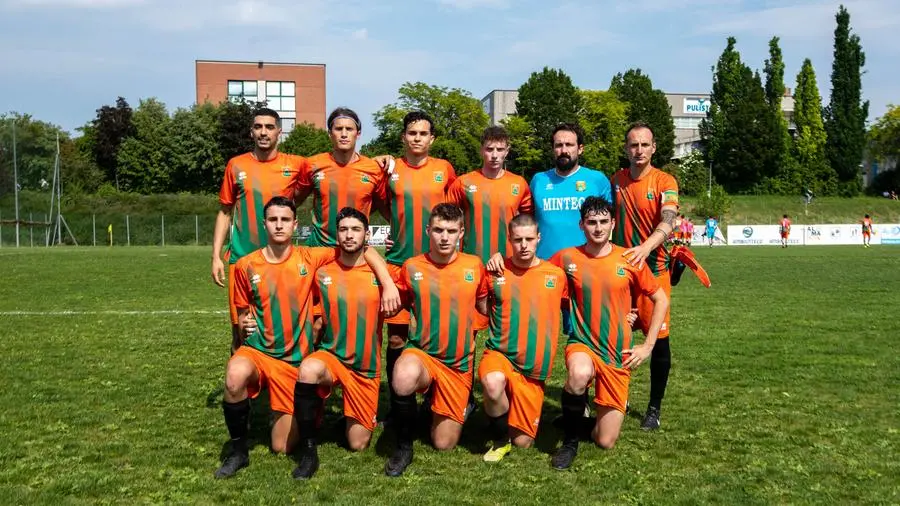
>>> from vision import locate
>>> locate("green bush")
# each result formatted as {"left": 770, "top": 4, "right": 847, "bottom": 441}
{"left": 691, "top": 183, "right": 732, "bottom": 219}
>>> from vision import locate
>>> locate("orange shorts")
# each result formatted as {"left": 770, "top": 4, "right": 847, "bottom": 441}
{"left": 227, "top": 263, "right": 238, "bottom": 324}
{"left": 312, "top": 300, "right": 324, "bottom": 318}
{"left": 402, "top": 347, "right": 472, "bottom": 424}
{"left": 385, "top": 263, "right": 411, "bottom": 325}
{"left": 781, "top": 232, "right": 789, "bottom": 239}
{"left": 477, "top": 349, "right": 545, "bottom": 440}
{"left": 565, "top": 343, "right": 631, "bottom": 413}
{"left": 233, "top": 345, "right": 299, "bottom": 414}
{"left": 473, "top": 311, "right": 489, "bottom": 332}
{"left": 863, "top": 231, "right": 871, "bottom": 238}
{"left": 306, "top": 350, "right": 380, "bottom": 431}
{"left": 636, "top": 271, "right": 670, "bottom": 339}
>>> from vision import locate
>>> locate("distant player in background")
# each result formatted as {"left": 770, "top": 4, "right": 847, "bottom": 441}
{"left": 704, "top": 216, "right": 718, "bottom": 247}
{"left": 610, "top": 122, "right": 679, "bottom": 431}
{"left": 212, "top": 108, "right": 307, "bottom": 352}
{"left": 682, "top": 215, "right": 694, "bottom": 246}
{"left": 780, "top": 214, "right": 791, "bottom": 248}
{"left": 861, "top": 214, "right": 874, "bottom": 248}
{"left": 529, "top": 123, "right": 611, "bottom": 337}
{"left": 673, "top": 214, "right": 684, "bottom": 245}
{"left": 376, "top": 111, "right": 457, "bottom": 410}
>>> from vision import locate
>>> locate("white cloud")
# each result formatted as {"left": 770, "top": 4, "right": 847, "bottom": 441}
{"left": 436, "top": 0, "right": 509, "bottom": 9}
{"left": 5, "top": 0, "right": 143, "bottom": 8}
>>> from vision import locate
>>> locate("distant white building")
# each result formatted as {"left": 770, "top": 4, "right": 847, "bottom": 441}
{"left": 480, "top": 88, "right": 796, "bottom": 161}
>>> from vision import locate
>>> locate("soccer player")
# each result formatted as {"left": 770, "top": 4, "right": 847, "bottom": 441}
{"left": 479, "top": 214, "right": 567, "bottom": 462}
{"left": 384, "top": 203, "right": 489, "bottom": 477}
{"left": 549, "top": 197, "right": 668, "bottom": 470}
{"left": 291, "top": 207, "right": 392, "bottom": 479}
{"left": 673, "top": 214, "right": 684, "bottom": 245}
{"left": 704, "top": 215, "right": 718, "bottom": 247}
{"left": 610, "top": 121, "right": 679, "bottom": 431}
{"left": 376, "top": 111, "right": 457, "bottom": 407}
{"left": 780, "top": 214, "right": 792, "bottom": 248}
{"left": 682, "top": 215, "right": 694, "bottom": 246}
{"left": 212, "top": 108, "right": 307, "bottom": 352}
{"left": 861, "top": 214, "right": 873, "bottom": 248}
{"left": 214, "top": 197, "right": 399, "bottom": 479}
{"left": 529, "top": 123, "right": 611, "bottom": 336}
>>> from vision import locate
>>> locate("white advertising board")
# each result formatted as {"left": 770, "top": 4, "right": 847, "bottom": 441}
{"left": 876, "top": 224, "right": 900, "bottom": 245}
{"left": 727, "top": 224, "right": 803, "bottom": 246}
{"left": 803, "top": 224, "right": 870, "bottom": 245}
{"left": 690, "top": 227, "right": 727, "bottom": 246}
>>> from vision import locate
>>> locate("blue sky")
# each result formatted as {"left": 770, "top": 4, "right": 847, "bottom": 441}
{"left": 0, "top": 0, "right": 897, "bottom": 142}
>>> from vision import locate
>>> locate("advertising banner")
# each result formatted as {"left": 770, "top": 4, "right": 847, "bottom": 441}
{"left": 727, "top": 225, "right": 803, "bottom": 246}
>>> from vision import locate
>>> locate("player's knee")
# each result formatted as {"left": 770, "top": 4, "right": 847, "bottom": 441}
{"left": 271, "top": 438, "right": 290, "bottom": 455}
{"left": 348, "top": 433, "right": 372, "bottom": 452}
{"left": 388, "top": 333, "right": 407, "bottom": 349}
{"left": 392, "top": 361, "right": 420, "bottom": 395}
{"left": 432, "top": 433, "right": 459, "bottom": 451}
{"left": 567, "top": 365, "right": 593, "bottom": 391}
{"left": 594, "top": 433, "right": 619, "bottom": 450}
{"left": 224, "top": 360, "right": 253, "bottom": 398}
{"left": 480, "top": 372, "right": 507, "bottom": 401}
{"left": 512, "top": 434, "right": 534, "bottom": 449}
{"left": 298, "top": 359, "right": 326, "bottom": 384}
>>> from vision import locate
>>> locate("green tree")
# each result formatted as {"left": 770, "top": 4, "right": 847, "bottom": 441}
{"left": 868, "top": 104, "right": 900, "bottom": 161}
{"left": 217, "top": 98, "right": 264, "bottom": 165}
{"left": 824, "top": 4, "right": 869, "bottom": 195}
{"left": 579, "top": 89, "right": 628, "bottom": 175}
{"left": 281, "top": 122, "right": 331, "bottom": 157}
{"left": 609, "top": 69, "right": 675, "bottom": 167}
{"left": 502, "top": 115, "right": 543, "bottom": 177}
{"left": 662, "top": 150, "right": 710, "bottom": 197}
{"left": 166, "top": 103, "right": 224, "bottom": 193}
{"left": 91, "top": 97, "right": 134, "bottom": 190}
{"left": 365, "top": 82, "right": 489, "bottom": 172}
{"left": 793, "top": 59, "right": 837, "bottom": 195}
{"left": 762, "top": 36, "right": 799, "bottom": 193}
{"left": 515, "top": 67, "right": 582, "bottom": 167}
{"left": 117, "top": 98, "right": 172, "bottom": 193}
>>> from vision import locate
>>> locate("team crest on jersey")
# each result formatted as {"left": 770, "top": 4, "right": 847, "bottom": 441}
{"left": 566, "top": 263, "right": 578, "bottom": 274}
{"left": 575, "top": 181, "right": 587, "bottom": 192}
{"left": 298, "top": 264, "right": 309, "bottom": 276}
{"left": 463, "top": 269, "right": 475, "bottom": 283}
{"left": 282, "top": 167, "right": 292, "bottom": 177}
{"left": 250, "top": 273, "right": 261, "bottom": 284}
{"left": 361, "top": 174, "right": 371, "bottom": 183}
{"left": 545, "top": 183, "right": 554, "bottom": 190}
{"left": 413, "top": 271, "right": 424, "bottom": 282}
{"left": 511, "top": 184, "right": 520, "bottom": 196}
{"left": 646, "top": 190, "right": 655, "bottom": 200}
{"left": 466, "top": 184, "right": 478, "bottom": 193}
{"left": 314, "top": 172, "right": 325, "bottom": 182}
{"left": 616, "top": 265, "right": 626, "bottom": 277}
{"left": 544, "top": 275, "right": 557, "bottom": 288}
{"left": 321, "top": 275, "right": 333, "bottom": 286}
{"left": 433, "top": 171, "right": 444, "bottom": 183}
{"left": 237, "top": 171, "right": 247, "bottom": 182}
{"left": 494, "top": 276, "right": 506, "bottom": 286}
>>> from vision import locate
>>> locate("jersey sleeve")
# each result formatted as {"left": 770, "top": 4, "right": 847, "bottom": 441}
{"left": 632, "top": 263, "right": 661, "bottom": 298}
{"left": 304, "top": 246, "right": 339, "bottom": 270}
{"left": 218, "top": 159, "right": 236, "bottom": 206}
{"left": 476, "top": 264, "right": 490, "bottom": 299}
{"left": 232, "top": 261, "right": 252, "bottom": 310}
{"left": 595, "top": 172, "right": 612, "bottom": 202}
{"left": 295, "top": 157, "right": 314, "bottom": 196}
{"left": 445, "top": 162, "right": 458, "bottom": 189}
{"left": 396, "top": 262, "right": 413, "bottom": 308}
{"left": 548, "top": 251, "right": 563, "bottom": 269}
{"left": 659, "top": 172, "right": 679, "bottom": 209}
{"left": 445, "top": 177, "right": 466, "bottom": 207}
{"left": 518, "top": 179, "right": 534, "bottom": 214}
{"left": 558, "top": 268, "right": 569, "bottom": 299}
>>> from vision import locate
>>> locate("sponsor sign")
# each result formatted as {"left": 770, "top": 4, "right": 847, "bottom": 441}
{"left": 367, "top": 225, "right": 391, "bottom": 246}
{"left": 691, "top": 227, "right": 727, "bottom": 246}
{"left": 683, "top": 97, "right": 711, "bottom": 115}
{"left": 727, "top": 225, "right": 803, "bottom": 246}
{"left": 878, "top": 224, "right": 900, "bottom": 245}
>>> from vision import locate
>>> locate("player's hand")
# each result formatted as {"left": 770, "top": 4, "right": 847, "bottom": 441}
{"left": 385, "top": 238, "right": 395, "bottom": 251}
{"left": 485, "top": 252, "right": 505, "bottom": 274}
{"left": 622, "top": 343, "right": 652, "bottom": 370}
{"left": 626, "top": 308, "right": 638, "bottom": 328}
{"left": 381, "top": 284, "right": 402, "bottom": 315}
{"left": 239, "top": 313, "right": 257, "bottom": 337}
{"left": 373, "top": 155, "right": 396, "bottom": 175}
{"left": 212, "top": 257, "right": 226, "bottom": 287}
{"left": 622, "top": 244, "right": 651, "bottom": 269}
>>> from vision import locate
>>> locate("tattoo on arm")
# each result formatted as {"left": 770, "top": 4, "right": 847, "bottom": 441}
{"left": 661, "top": 209, "right": 678, "bottom": 227}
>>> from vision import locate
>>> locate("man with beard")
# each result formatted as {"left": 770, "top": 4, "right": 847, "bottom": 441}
{"left": 529, "top": 123, "right": 611, "bottom": 336}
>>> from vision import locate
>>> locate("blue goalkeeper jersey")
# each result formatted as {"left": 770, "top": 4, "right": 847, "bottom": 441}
{"left": 530, "top": 166, "right": 612, "bottom": 259}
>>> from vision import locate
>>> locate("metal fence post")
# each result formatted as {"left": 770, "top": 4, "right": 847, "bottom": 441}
{"left": 92, "top": 214, "right": 96, "bottom": 246}
{"left": 161, "top": 215, "right": 165, "bottom": 247}
{"left": 195, "top": 215, "right": 199, "bottom": 246}
{"left": 126, "top": 215, "right": 131, "bottom": 246}
{"left": 0, "top": 210, "right": 3, "bottom": 248}
{"left": 29, "top": 212, "right": 33, "bottom": 247}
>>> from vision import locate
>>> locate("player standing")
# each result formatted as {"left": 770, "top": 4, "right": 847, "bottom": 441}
{"left": 529, "top": 123, "right": 611, "bottom": 336}
{"left": 549, "top": 197, "right": 668, "bottom": 469}
{"left": 377, "top": 111, "right": 457, "bottom": 408}
{"left": 704, "top": 216, "right": 718, "bottom": 247}
{"left": 211, "top": 108, "right": 307, "bottom": 352}
{"left": 780, "top": 214, "right": 792, "bottom": 248}
{"left": 861, "top": 214, "right": 874, "bottom": 248}
{"left": 384, "top": 203, "right": 489, "bottom": 477}
{"left": 214, "top": 197, "right": 399, "bottom": 479}
{"left": 610, "top": 122, "right": 679, "bottom": 431}
{"left": 291, "top": 208, "right": 392, "bottom": 479}
{"left": 478, "top": 214, "right": 567, "bottom": 462}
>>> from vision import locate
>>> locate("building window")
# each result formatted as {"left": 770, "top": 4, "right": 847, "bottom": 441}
{"left": 674, "top": 116, "right": 703, "bottom": 130}
{"left": 227, "top": 80, "right": 258, "bottom": 103}
{"left": 265, "top": 81, "right": 296, "bottom": 112}
{"left": 281, "top": 118, "right": 295, "bottom": 134}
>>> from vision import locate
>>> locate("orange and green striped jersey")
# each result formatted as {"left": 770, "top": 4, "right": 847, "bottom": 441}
{"left": 550, "top": 245, "right": 660, "bottom": 368}
{"left": 610, "top": 167, "right": 679, "bottom": 276}
{"left": 219, "top": 152, "right": 307, "bottom": 264}
{"left": 299, "top": 152, "right": 385, "bottom": 247}
{"left": 862, "top": 218, "right": 872, "bottom": 232}
{"left": 314, "top": 260, "right": 384, "bottom": 379}
{"left": 232, "top": 246, "right": 337, "bottom": 366}
{"left": 446, "top": 170, "right": 534, "bottom": 264}
{"left": 398, "top": 253, "right": 489, "bottom": 372}
{"left": 378, "top": 157, "right": 457, "bottom": 266}
{"left": 486, "top": 259, "right": 568, "bottom": 381}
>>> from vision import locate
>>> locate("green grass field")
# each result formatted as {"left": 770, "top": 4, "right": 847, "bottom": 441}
{"left": 2, "top": 246, "right": 899, "bottom": 504}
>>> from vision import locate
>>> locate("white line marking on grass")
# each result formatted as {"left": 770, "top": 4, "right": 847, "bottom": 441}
{"left": 0, "top": 310, "right": 227, "bottom": 316}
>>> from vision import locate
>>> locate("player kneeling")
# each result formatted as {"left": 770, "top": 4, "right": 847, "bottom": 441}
{"left": 479, "top": 214, "right": 568, "bottom": 461}
{"left": 384, "top": 203, "right": 489, "bottom": 477}
{"left": 292, "top": 208, "right": 396, "bottom": 479}
{"left": 549, "top": 197, "right": 668, "bottom": 470}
